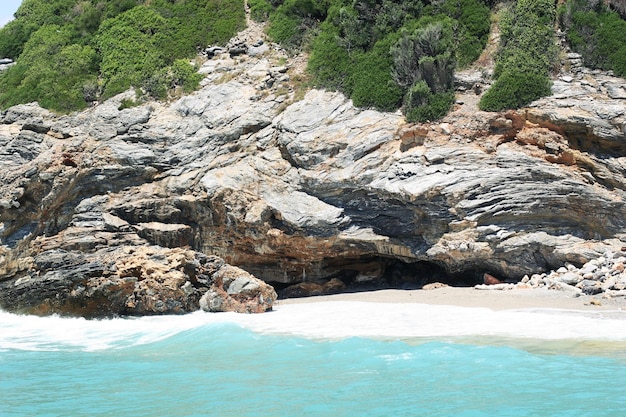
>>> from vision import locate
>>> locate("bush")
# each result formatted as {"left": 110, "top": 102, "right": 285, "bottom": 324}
{"left": 404, "top": 81, "right": 454, "bottom": 122}
{"left": 267, "top": 12, "right": 300, "bottom": 44}
{"left": 480, "top": 0, "right": 556, "bottom": 111}
{"left": 438, "top": 0, "right": 491, "bottom": 68}
{"left": 0, "top": 25, "right": 97, "bottom": 112}
{"left": 304, "top": 0, "right": 489, "bottom": 120}
{"left": 307, "top": 20, "right": 353, "bottom": 92}
{"left": 566, "top": 7, "right": 626, "bottom": 76}
{"left": 479, "top": 70, "right": 551, "bottom": 111}
{"left": 349, "top": 44, "right": 403, "bottom": 111}
{"left": 0, "top": 0, "right": 244, "bottom": 112}
{"left": 249, "top": 0, "right": 274, "bottom": 22}
{"left": 391, "top": 21, "right": 455, "bottom": 92}
{"left": 95, "top": 7, "right": 170, "bottom": 98}
{"left": 265, "top": 0, "right": 327, "bottom": 51}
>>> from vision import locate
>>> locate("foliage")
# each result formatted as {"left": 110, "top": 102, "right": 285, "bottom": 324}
{"left": 249, "top": 0, "right": 275, "bottom": 21}
{"left": 391, "top": 21, "right": 455, "bottom": 91}
{"left": 479, "top": 0, "right": 556, "bottom": 111}
{"left": 0, "top": 0, "right": 246, "bottom": 112}
{"left": 95, "top": 6, "right": 170, "bottom": 98}
{"left": 479, "top": 70, "right": 551, "bottom": 111}
{"left": 435, "top": 0, "right": 491, "bottom": 68}
{"left": 349, "top": 37, "right": 403, "bottom": 111}
{"left": 307, "top": 19, "right": 353, "bottom": 91}
{"left": 560, "top": 0, "right": 626, "bottom": 77}
{"left": 119, "top": 96, "right": 142, "bottom": 110}
{"left": 268, "top": 0, "right": 489, "bottom": 119}
{"left": 0, "top": 25, "right": 97, "bottom": 112}
{"left": 391, "top": 21, "right": 456, "bottom": 121}
{"left": 265, "top": 0, "right": 328, "bottom": 51}
{"left": 404, "top": 82, "right": 455, "bottom": 122}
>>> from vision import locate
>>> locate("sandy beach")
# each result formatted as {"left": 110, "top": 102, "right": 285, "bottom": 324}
{"left": 280, "top": 286, "right": 626, "bottom": 312}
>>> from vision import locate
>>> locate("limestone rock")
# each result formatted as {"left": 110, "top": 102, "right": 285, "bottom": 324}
{"left": 0, "top": 243, "right": 276, "bottom": 317}
{"left": 2, "top": 22, "right": 626, "bottom": 315}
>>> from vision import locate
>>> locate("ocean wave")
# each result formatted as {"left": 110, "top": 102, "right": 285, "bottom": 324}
{"left": 1, "top": 302, "right": 625, "bottom": 353}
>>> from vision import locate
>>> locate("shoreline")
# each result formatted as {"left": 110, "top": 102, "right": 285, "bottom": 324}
{"left": 278, "top": 286, "right": 626, "bottom": 312}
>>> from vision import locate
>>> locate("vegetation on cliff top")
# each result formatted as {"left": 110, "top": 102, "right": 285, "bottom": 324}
{"left": 559, "top": 0, "right": 626, "bottom": 77}
{"left": 478, "top": 0, "right": 556, "bottom": 111}
{"left": 2, "top": 0, "right": 626, "bottom": 118}
{"left": 0, "top": 0, "right": 245, "bottom": 112}
{"left": 253, "top": 0, "right": 491, "bottom": 121}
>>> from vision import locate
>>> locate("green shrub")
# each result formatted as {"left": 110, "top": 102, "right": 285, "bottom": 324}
{"left": 480, "top": 0, "right": 556, "bottom": 111}
{"left": 265, "top": 0, "right": 327, "bottom": 51}
{"left": 391, "top": 21, "right": 455, "bottom": 92}
{"left": 437, "top": 0, "right": 491, "bottom": 68}
{"left": 307, "top": 20, "right": 353, "bottom": 92}
{"left": 479, "top": 70, "right": 551, "bottom": 111}
{"left": 249, "top": 0, "right": 274, "bottom": 22}
{"left": 0, "top": 0, "right": 244, "bottom": 112}
{"left": 119, "top": 97, "right": 142, "bottom": 110}
{"left": 405, "top": 90, "right": 455, "bottom": 123}
{"left": 349, "top": 45, "right": 403, "bottom": 111}
{"left": 303, "top": 0, "right": 489, "bottom": 119}
{"left": 0, "top": 25, "right": 97, "bottom": 112}
{"left": 170, "top": 60, "right": 203, "bottom": 93}
{"left": 94, "top": 6, "right": 177, "bottom": 98}
{"left": 267, "top": 12, "right": 300, "bottom": 44}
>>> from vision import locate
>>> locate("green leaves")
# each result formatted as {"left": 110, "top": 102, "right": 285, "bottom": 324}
{"left": 479, "top": 0, "right": 556, "bottom": 111}
{"left": 304, "top": 0, "right": 488, "bottom": 119}
{"left": 0, "top": 25, "right": 98, "bottom": 112}
{"left": 479, "top": 70, "right": 551, "bottom": 112}
{"left": 0, "top": 0, "right": 246, "bottom": 112}
{"left": 95, "top": 6, "right": 170, "bottom": 98}
{"left": 390, "top": 21, "right": 455, "bottom": 121}
{"left": 562, "top": 1, "right": 626, "bottom": 77}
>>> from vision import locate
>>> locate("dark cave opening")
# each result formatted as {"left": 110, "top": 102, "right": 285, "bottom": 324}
{"left": 271, "top": 257, "right": 486, "bottom": 299}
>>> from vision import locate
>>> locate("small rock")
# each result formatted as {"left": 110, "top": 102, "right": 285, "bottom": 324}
{"left": 423, "top": 282, "right": 449, "bottom": 290}
{"left": 483, "top": 273, "right": 502, "bottom": 285}
{"left": 607, "top": 85, "right": 626, "bottom": 99}
{"left": 558, "top": 271, "right": 582, "bottom": 285}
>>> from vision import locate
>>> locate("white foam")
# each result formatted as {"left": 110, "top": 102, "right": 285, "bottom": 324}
{"left": 1, "top": 302, "right": 625, "bottom": 352}
{"left": 0, "top": 310, "right": 207, "bottom": 351}
{"left": 236, "top": 302, "right": 626, "bottom": 341}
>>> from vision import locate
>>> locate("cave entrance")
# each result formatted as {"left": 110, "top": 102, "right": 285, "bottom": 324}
{"left": 271, "top": 256, "right": 484, "bottom": 299}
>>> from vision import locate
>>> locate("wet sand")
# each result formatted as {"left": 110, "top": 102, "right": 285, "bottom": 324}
{"left": 280, "top": 286, "right": 626, "bottom": 312}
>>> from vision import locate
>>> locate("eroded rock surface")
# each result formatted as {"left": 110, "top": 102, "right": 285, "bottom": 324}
{"left": 2, "top": 27, "right": 626, "bottom": 315}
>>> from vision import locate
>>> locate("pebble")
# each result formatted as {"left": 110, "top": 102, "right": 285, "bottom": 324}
{"left": 474, "top": 250, "right": 626, "bottom": 298}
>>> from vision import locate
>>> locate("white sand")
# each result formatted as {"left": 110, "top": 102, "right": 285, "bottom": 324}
{"left": 279, "top": 286, "right": 626, "bottom": 311}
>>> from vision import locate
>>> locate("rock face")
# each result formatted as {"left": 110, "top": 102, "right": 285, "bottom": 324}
{"left": 0, "top": 242, "right": 276, "bottom": 317}
{"left": 1, "top": 28, "right": 626, "bottom": 315}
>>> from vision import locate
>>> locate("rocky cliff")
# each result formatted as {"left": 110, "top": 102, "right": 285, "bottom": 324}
{"left": 1, "top": 26, "right": 626, "bottom": 316}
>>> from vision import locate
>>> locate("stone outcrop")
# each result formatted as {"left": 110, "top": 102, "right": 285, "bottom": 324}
{"left": 0, "top": 241, "right": 276, "bottom": 317}
{"left": 1, "top": 24, "right": 626, "bottom": 315}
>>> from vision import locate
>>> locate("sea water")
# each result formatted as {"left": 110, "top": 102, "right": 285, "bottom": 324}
{"left": 1, "top": 302, "right": 625, "bottom": 417}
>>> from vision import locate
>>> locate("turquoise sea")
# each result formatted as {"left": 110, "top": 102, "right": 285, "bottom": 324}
{"left": 1, "top": 301, "right": 625, "bottom": 417}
